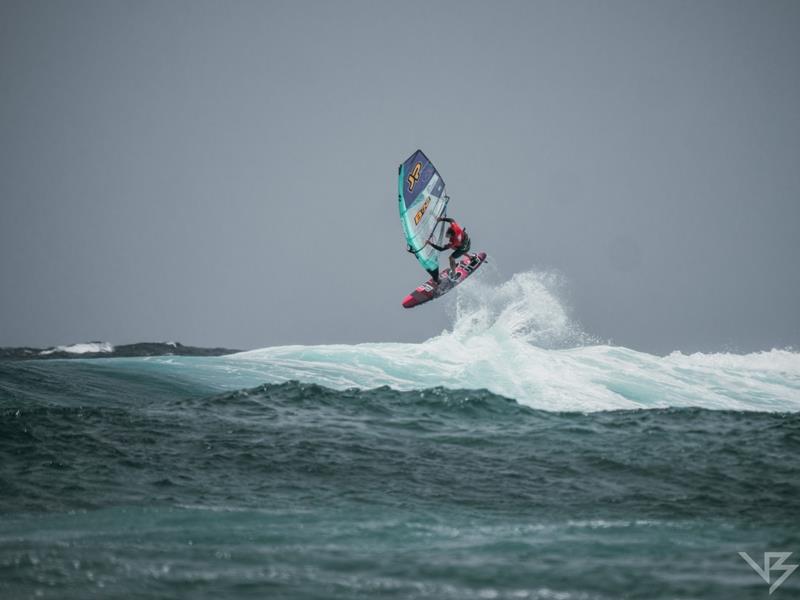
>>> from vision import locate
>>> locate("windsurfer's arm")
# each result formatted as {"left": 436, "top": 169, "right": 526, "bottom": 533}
{"left": 426, "top": 240, "right": 448, "bottom": 251}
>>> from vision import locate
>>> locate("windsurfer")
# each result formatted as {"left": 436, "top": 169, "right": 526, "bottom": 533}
{"left": 425, "top": 217, "right": 471, "bottom": 284}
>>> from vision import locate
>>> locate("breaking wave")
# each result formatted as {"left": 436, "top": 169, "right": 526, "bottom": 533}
{"left": 92, "top": 270, "right": 800, "bottom": 413}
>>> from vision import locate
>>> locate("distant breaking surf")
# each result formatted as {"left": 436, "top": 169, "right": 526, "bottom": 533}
{"left": 39, "top": 341, "right": 115, "bottom": 355}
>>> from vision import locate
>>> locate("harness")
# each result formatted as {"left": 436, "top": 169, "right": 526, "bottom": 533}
{"left": 457, "top": 232, "right": 471, "bottom": 253}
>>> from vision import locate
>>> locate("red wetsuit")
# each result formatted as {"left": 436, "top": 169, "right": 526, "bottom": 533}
{"left": 429, "top": 218, "right": 470, "bottom": 257}
{"left": 447, "top": 221, "right": 465, "bottom": 249}
{"left": 426, "top": 217, "right": 471, "bottom": 282}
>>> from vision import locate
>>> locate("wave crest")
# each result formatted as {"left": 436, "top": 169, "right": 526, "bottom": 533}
{"left": 99, "top": 270, "right": 800, "bottom": 413}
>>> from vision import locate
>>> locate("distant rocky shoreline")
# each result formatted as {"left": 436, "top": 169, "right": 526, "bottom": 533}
{"left": 0, "top": 342, "right": 240, "bottom": 360}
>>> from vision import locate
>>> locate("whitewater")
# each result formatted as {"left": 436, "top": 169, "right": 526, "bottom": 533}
{"left": 113, "top": 270, "right": 800, "bottom": 413}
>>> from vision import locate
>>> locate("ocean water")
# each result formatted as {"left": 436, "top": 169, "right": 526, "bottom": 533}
{"left": 2, "top": 272, "right": 799, "bottom": 599}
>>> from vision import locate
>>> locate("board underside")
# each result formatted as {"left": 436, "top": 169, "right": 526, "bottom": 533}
{"left": 402, "top": 252, "right": 487, "bottom": 308}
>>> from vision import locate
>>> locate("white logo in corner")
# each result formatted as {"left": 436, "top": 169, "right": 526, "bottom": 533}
{"left": 739, "top": 551, "right": 798, "bottom": 594}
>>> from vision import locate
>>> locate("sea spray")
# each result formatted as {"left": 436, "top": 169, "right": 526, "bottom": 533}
{"left": 448, "top": 269, "right": 592, "bottom": 348}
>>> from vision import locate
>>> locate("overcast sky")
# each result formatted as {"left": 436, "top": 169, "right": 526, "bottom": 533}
{"left": 1, "top": 0, "right": 798, "bottom": 354}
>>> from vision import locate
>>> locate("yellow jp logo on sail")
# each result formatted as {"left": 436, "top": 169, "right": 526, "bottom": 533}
{"left": 407, "top": 162, "right": 422, "bottom": 192}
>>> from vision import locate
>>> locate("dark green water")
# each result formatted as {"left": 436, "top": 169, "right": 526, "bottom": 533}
{"left": 1, "top": 359, "right": 799, "bottom": 599}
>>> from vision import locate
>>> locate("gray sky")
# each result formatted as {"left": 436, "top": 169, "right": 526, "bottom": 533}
{"left": 1, "top": 0, "right": 798, "bottom": 354}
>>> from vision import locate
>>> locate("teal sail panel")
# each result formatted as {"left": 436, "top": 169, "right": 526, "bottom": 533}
{"left": 398, "top": 150, "right": 448, "bottom": 273}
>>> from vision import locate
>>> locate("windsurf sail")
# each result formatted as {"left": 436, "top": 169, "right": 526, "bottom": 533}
{"left": 398, "top": 149, "right": 449, "bottom": 273}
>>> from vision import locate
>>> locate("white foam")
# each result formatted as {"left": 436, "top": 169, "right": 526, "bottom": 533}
{"left": 41, "top": 342, "right": 114, "bottom": 355}
{"left": 215, "top": 270, "right": 800, "bottom": 412}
